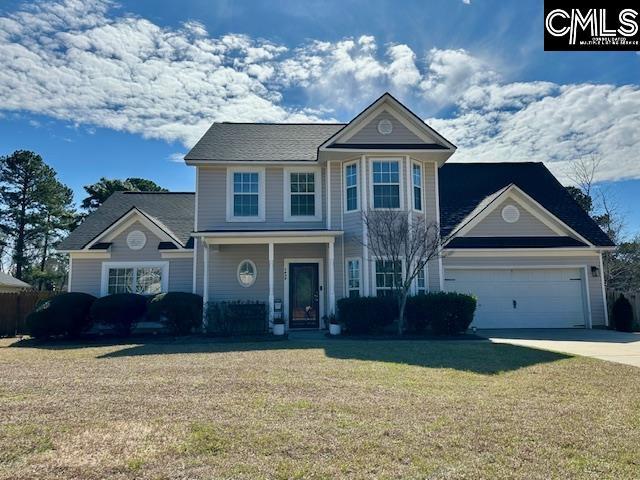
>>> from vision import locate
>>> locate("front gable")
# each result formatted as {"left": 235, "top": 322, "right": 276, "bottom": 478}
{"left": 84, "top": 208, "right": 186, "bottom": 251}
{"left": 341, "top": 109, "right": 435, "bottom": 145}
{"left": 451, "top": 185, "right": 594, "bottom": 247}
{"left": 466, "top": 197, "right": 558, "bottom": 237}
{"left": 318, "top": 93, "right": 456, "bottom": 164}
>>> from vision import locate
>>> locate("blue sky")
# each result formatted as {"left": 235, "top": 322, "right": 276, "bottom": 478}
{"left": 1, "top": 0, "right": 639, "bottom": 236}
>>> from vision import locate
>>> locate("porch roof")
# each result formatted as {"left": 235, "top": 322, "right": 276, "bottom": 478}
{"left": 193, "top": 229, "right": 343, "bottom": 245}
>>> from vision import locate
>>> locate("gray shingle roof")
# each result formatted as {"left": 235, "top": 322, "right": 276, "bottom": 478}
{"left": 439, "top": 162, "right": 615, "bottom": 247}
{"left": 59, "top": 192, "right": 195, "bottom": 250}
{"left": 185, "top": 123, "right": 345, "bottom": 161}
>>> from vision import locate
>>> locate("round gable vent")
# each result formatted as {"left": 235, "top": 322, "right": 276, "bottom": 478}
{"left": 126, "top": 230, "right": 147, "bottom": 250}
{"left": 377, "top": 119, "right": 393, "bottom": 135}
{"left": 501, "top": 205, "right": 520, "bottom": 223}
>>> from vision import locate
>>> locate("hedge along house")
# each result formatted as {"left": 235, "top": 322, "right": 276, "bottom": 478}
{"left": 60, "top": 93, "right": 615, "bottom": 330}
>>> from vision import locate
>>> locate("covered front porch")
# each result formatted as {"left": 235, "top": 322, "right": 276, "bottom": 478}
{"left": 193, "top": 230, "right": 343, "bottom": 330}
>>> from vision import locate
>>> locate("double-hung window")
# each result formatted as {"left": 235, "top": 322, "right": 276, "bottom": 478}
{"left": 412, "top": 163, "right": 423, "bottom": 211}
{"left": 344, "top": 163, "right": 358, "bottom": 212}
{"left": 372, "top": 160, "right": 400, "bottom": 209}
{"left": 346, "top": 258, "right": 361, "bottom": 298}
{"left": 234, "top": 172, "right": 259, "bottom": 217}
{"left": 375, "top": 259, "right": 402, "bottom": 297}
{"left": 103, "top": 263, "right": 167, "bottom": 296}
{"left": 285, "top": 168, "right": 321, "bottom": 221}
{"left": 227, "top": 168, "right": 265, "bottom": 221}
{"left": 415, "top": 265, "right": 427, "bottom": 295}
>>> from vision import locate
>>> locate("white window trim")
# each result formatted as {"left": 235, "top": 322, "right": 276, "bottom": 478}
{"left": 343, "top": 160, "right": 360, "bottom": 213}
{"left": 411, "top": 160, "right": 424, "bottom": 213}
{"left": 374, "top": 256, "right": 405, "bottom": 295}
{"left": 226, "top": 167, "right": 266, "bottom": 222}
{"left": 237, "top": 259, "right": 257, "bottom": 288}
{"left": 369, "top": 157, "right": 404, "bottom": 211}
{"left": 345, "top": 257, "right": 362, "bottom": 297}
{"left": 412, "top": 262, "right": 429, "bottom": 294}
{"left": 100, "top": 261, "right": 169, "bottom": 297}
{"left": 283, "top": 166, "right": 322, "bottom": 222}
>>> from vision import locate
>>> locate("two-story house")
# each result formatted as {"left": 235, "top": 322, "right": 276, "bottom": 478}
{"left": 60, "top": 93, "right": 615, "bottom": 330}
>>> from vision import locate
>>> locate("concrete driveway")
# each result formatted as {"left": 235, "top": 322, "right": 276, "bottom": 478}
{"left": 478, "top": 329, "right": 640, "bottom": 367}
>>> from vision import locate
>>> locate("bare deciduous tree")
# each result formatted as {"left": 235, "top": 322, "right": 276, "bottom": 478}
{"left": 361, "top": 210, "right": 445, "bottom": 335}
{"left": 566, "top": 155, "right": 632, "bottom": 289}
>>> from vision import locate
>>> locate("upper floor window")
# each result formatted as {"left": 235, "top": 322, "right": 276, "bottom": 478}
{"left": 412, "top": 163, "right": 423, "bottom": 211}
{"left": 226, "top": 168, "right": 265, "bottom": 222}
{"left": 345, "top": 162, "right": 358, "bottom": 212}
{"left": 234, "top": 172, "right": 259, "bottom": 216}
{"left": 372, "top": 160, "right": 400, "bottom": 209}
{"left": 284, "top": 168, "right": 321, "bottom": 221}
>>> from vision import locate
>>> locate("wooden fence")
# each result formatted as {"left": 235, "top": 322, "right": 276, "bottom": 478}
{"left": 607, "top": 290, "right": 640, "bottom": 325}
{"left": 0, "top": 291, "right": 56, "bottom": 337}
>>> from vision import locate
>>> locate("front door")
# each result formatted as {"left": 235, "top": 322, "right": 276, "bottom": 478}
{"left": 289, "top": 263, "right": 320, "bottom": 329}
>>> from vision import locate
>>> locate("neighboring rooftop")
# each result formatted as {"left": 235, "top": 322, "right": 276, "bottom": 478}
{"left": 59, "top": 192, "right": 195, "bottom": 250}
{"left": 439, "top": 162, "right": 615, "bottom": 247}
{"left": 0, "top": 271, "right": 31, "bottom": 289}
{"left": 184, "top": 123, "right": 345, "bottom": 162}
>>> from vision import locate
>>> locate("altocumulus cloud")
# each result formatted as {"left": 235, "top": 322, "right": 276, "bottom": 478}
{"left": 1, "top": 0, "right": 639, "bottom": 182}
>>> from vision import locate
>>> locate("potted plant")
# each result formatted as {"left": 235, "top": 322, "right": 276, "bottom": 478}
{"left": 327, "top": 314, "right": 341, "bottom": 336}
{"left": 272, "top": 317, "right": 285, "bottom": 336}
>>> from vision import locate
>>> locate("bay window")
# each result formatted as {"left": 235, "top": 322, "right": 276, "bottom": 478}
{"left": 412, "top": 163, "right": 423, "bottom": 211}
{"left": 375, "top": 259, "right": 402, "bottom": 297}
{"left": 344, "top": 162, "right": 358, "bottom": 212}
{"left": 372, "top": 160, "right": 400, "bottom": 209}
{"left": 346, "top": 258, "right": 361, "bottom": 297}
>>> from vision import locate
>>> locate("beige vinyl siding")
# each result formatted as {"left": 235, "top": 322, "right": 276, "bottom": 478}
{"left": 197, "top": 166, "right": 326, "bottom": 231}
{"left": 207, "top": 244, "right": 270, "bottom": 302}
{"left": 346, "top": 111, "right": 432, "bottom": 144}
{"left": 69, "top": 221, "right": 193, "bottom": 296}
{"left": 443, "top": 254, "right": 606, "bottom": 327}
{"left": 205, "top": 243, "right": 329, "bottom": 317}
{"left": 466, "top": 199, "right": 558, "bottom": 237}
{"left": 70, "top": 258, "right": 102, "bottom": 296}
{"left": 168, "top": 257, "right": 194, "bottom": 292}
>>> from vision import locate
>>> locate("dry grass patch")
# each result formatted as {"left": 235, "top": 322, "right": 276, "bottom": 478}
{"left": 0, "top": 336, "right": 639, "bottom": 479}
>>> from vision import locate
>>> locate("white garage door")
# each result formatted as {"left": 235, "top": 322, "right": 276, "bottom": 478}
{"left": 444, "top": 268, "right": 586, "bottom": 328}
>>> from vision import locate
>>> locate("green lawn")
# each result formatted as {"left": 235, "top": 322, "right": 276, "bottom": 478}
{"left": 1, "top": 336, "right": 640, "bottom": 479}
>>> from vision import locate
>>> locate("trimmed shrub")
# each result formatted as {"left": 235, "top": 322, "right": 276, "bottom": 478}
{"left": 90, "top": 293, "right": 148, "bottom": 337}
{"left": 406, "top": 292, "right": 477, "bottom": 335}
{"left": 612, "top": 295, "right": 634, "bottom": 332}
{"left": 26, "top": 292, "right": 96, "bottom": 339}
{"left": 147, "top": 292, "right": 203, "bottom": 335}
{"left": 337, "top": 296, "right": 397, "bottom": 334}
{"left": 205, "top": 301, "right": 268, "bottom": 336}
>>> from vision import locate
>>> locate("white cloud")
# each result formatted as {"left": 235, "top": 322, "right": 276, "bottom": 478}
{"left": 0, "top": 0, "right": 326, "bottom": 146}
{"left": 462, "top": 0, "right": 471, "bottom": 4}
{"left": 168, "top": 152, "right": 186, "bottom": 162}
{"left": 430, "top": 83, "right": 640, "bottom": 182}
{"left": 0, "top": 0, "right": 639, "bottom": 182}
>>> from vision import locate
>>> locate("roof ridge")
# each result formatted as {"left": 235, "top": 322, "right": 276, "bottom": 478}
{"left": 217, "top": 122, "right": 347, "bottom": 125}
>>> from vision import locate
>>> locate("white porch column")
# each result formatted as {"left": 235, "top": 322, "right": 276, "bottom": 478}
{"left": 328, "top": 240, "right": 336, "bottom": 315}
{"left": 268, "top": 242, "right": 275, "bottom": 325}
{"left": 202, "top": 241, "right": 209, "bottom": 330}
{"left": 360, "top": 154, "right": 370, "bottom": 296}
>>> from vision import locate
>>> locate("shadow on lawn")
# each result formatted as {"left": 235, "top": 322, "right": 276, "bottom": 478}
{"left": 10, "top": 336, "right": 571, "bottom": 375}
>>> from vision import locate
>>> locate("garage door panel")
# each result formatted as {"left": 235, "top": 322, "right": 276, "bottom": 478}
{"left": 444, "top": 268, "right": 586, "bottom": 328}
